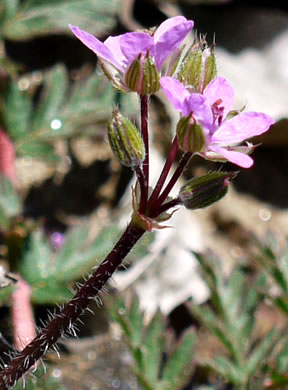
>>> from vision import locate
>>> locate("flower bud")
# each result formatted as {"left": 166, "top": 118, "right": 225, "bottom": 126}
{"left": 179, "top": 171, "right": 237, "bottom": 210}
{"left": 177, "top": 37, "right": 216, "bottom": 93}
{"left": 125, "top": 55, "right": 160, "bottom": 95}
{"left": 176, "top": 114, "right": 206, "bottom": 153}
{"left": 107, "top": 109, "right": 145, "bottom": 168}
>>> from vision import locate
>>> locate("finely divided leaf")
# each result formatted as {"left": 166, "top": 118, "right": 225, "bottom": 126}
{"left": 3, "top": 0, "right": 121, "bottom": 40}
{"left": 159, "top": 329, "right": 196, "bottom": 390}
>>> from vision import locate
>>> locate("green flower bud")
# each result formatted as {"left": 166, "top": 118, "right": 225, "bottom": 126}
{"left": 179, "top": 171, "right": 238, "bottom": 210}
{"left": 176, "top": 115, "right": 206, "bottom": 153}
{"left": 142, "top": 56, "right": 160, "bottom": 95}
{"left": 108, "top": 109, "right": 145, "bottom": 168}
{"left": 177, "top": 37, "right": 217, "bottom": 93}
{"left": 125, "top": 58, "right": 141, "bottom": 92}
{"left": 125, "top": 55, "right": 160, "bottom": 95}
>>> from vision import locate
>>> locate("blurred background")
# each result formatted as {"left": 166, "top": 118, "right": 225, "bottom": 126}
{"left": 0, "top": 0, "right": 288, "bottom": 389}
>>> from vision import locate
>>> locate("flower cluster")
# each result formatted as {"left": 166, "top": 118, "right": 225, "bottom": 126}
{"left": 69, "top": 16, "right": 193, "bottom": 94}
{"left": 160, "top": 76, "right": 274, "bottom": 168}
{"left": 70, "top": 16, "right": 274, "bottom": 169}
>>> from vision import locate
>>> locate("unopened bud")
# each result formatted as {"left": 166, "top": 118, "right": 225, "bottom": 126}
{"left": 125, "top": 55, "right": 160, "bottom": 95}
{"left": 179, "top": 171, "right": 237, "bottom": 210}
{"left": 177, "top": 38, "right": 216, "bottom": 93}
{"left": 176, "top": 115, "right": 206, "bottom": 153}
{"left": 108, "top": 110, "right": 145, "bottom": 168}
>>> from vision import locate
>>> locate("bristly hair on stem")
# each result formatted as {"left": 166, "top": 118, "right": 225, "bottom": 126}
{"left": 0, "top": 223, "right": 145, "bottom": 389}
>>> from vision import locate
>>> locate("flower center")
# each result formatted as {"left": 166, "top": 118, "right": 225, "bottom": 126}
{"left": 212, "top": 98, "right": 224, "bottom": 126}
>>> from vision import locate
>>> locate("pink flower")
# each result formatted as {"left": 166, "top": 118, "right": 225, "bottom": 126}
{"left": 69, "top": 17, "right": 193, "bottom": 93}
{"left": 160, "top": 76, "right": 274, "bottom": 168}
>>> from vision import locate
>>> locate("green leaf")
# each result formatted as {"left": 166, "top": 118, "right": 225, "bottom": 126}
{"left": 206, "top": 356, "right": 244, "bottom": 385}
{"left": 143, "top": 309, "right": 165, "bottom": 385}
{"left": 13, "top": 365, "right": 66, "bottom": 390}
{"left": 53, "top": 225, "right": 119, "bottom": 282}
{"left": 0, "top": 284, "right": 14, "bottom": 307}
{"left": 160, "top": 329, "right": 196, "bottom": 390}
{"left": 31, "top": 280, "right": 72, "bottom": 304}
{"left": 0, "top": 176, "right": 21, "bottom": 229}
{"left": 246, "top": 329, "right": 278, "bottom": 377}
{"left": 107, "top": 295, "right": 132, "bottom": 340}
{"left": 16, "top": 140, "right": 57, "bottom": 160}
{"left": 128, "top": 294, "right": 145, "bottom": 347}
{"left": 3, "top": 68, "right": 137, "bottom": 165}
{"left": 19, "top": 225, "right": 120, "bottom": 304}
{"left": 189, "top": 303, "right": 238, "bottom": 360}
{"left": 1, "top": 0, "right": 19, "bottom": 22}
{"left": 32, "top": 65, "right": 68, "bottom": 132}
{"left": 132, "top": 346, "right": 145, "bottom": 372}
{"left": 274, "top": 296, "right": 288, "bottom": 315}
{"left": 3, "top": 0, "right": 121, "bottom": 40}
{"left": 58, "top": 75, "right": 119, "bottom": 137}
{"left": 2, "top": 81, "right": 31, "bottom": 140}
{"left": 270, "top": 267, "right": 288, "bottom": 295}
{"left": 125, "top": 232, "right": 155, "bottom": 265}
{"left": 276, "top": 339, "right": 288, "bottom": 373}
{"left": 134, "top": 371, "right": 154, "bottom": 390}
{"left": 19, "top": 230, "right": 52, "bottom": 285}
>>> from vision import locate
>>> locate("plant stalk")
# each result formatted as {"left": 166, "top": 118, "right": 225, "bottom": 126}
{"left": 139, "top": 95, "right": 149, "bottom": 213}
{"left": 150, "top": 151, "right": 192, "bottom": 216}
{"left": 148, "top": 135, "right": 179, "bottom": 208}
{"left": 0, "top": 222, "right": 145, "bottom": 389}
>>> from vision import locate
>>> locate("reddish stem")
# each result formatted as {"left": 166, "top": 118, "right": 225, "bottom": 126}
{"left": 135, "top": 166, "right": 148, "bottom": 214}
{"left": 0, "top": 222, "right": 145, "bottom": 389}
{"left": 139, "top": 95, "right": 149, "bottom": 210}
{"left": 150, "top": 152, "right": 192, "bottom": 217}
{"left": 154, "top": 198, "right": 181, "bottom": 216}
{"left": 148, "top": 136, "right": 179, "bottom": 209}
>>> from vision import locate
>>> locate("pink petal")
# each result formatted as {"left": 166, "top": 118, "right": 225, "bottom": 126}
{"left": 209, "top": 145, "right": 254, "bottom": 168}
{"left": 69, "top": 25, "right": 123, "bottom": 71}
{"left": 154, "top": 17, "right": 194, "bottom": 70}
{"left": 160, "top": 77, "right": 190, "bottom": 111}
{"left": 204, "top": 76, "right": 234, "bottom": 118}
{"left": 119, "top": 32, "right": 154, "bottom": 66}
{"left": 154, "top": 16, "right": 189, "bottom": 41}
{"left": 185, "top": 94, "right": 213, "bottom": 125}
{"left": 211, "top": 112, "right": 274, "bottom": 145}
{"left": 104, "top": 35, "right": 128, "bottom": 68}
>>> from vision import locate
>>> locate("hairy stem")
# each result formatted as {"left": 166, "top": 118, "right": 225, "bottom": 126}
{"left": 0, "top": 222, "right": 145, "bottom": 389}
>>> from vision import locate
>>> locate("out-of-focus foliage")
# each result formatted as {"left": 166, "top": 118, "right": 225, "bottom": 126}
{"left": 0, "top": 284, "right": 14, "bottom": 307}
{"left": 19, "top": 225, "right": 120, "bottom": 304}
{"left": 252, "top": 232, "right": 288, "bottom": 387}
{"left": 1, "top": 65, "right": 137, "bottom": 161}
{"left": 179, "top": 0, "right": 231, "bottom": 4}
{"left": 254, "top": 231, "right": 288, "bottom": 316}
{"left": 0, "top": 176, "right": 21, "bottom": 230}
{"left": 188, "top": 252, "right": 281, "bottom": 388}
{"left": 124, "top": 231, "right": 155, "bottom": 265}
{"left": 0, "top": 0, "right": 121, "bottom": 40}
{"left": 13, "top": 366, "right": 66, "bottom": 390}
{"left": 108, "top": 293, "right": 196, "bottom": 390}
